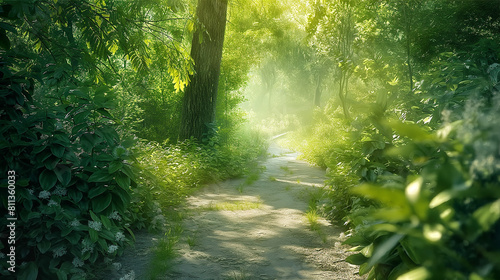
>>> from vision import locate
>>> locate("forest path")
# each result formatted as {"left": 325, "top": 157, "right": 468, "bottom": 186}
{"left": 164, "top": 142, "right": 362, "bottom": 280}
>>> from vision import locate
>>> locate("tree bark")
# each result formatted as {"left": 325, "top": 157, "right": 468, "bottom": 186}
{"left": 179, "top": 0, "right": 228, "bottom": 141}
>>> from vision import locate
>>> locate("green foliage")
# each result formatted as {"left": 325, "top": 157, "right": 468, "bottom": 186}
{"left": 345, "top": 66, "right": 500, "bottom": 279}
{"left": 0, "top": 59, "right": 137, "bottom": 279}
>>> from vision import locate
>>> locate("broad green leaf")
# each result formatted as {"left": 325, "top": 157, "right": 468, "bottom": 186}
{"left": 39, "top": 170, "right": 57, "bottom": 190}
{"left": 19, "top": 262, "right": 38, "bottom": 280}
{"left": 44, "top": 156, "right": 60, "bottom": 170}
{"left": 88, "top": 186, "right": 107, "bottom": 199}
{"left": 346, "top": 253, "right": 368, "bottom": 265}
{"left": 115, "top": 172, "right": 131, "bottom": 190}
{"left": 68, "top": 189, "right": 83, "bottom": 203}
{"left": 100, "top": 215, "right": 112, "bottom": 229}
{"left": 368, "top": 234, "right": 404, "bottom": 267}
{"left": 88, "top": 170, "right": 113, "bottom": 183}
{"left": 55, "top": 166, "right": 71, "bottom": 186}
{"left": 352, "top": 184, "right": 408, "bottom": 208}
{"left": 56, "top": 270, "right": 68, "bottom": 280}
{"left": 89, "top": 228, "right": 98, "bottom": 242}
{"left": 37, "top": 239, "right": 51, "bottom": 253}
{"left": 89, "top": 210, "right": 99, "bottom": 222}
{"left": 389, "top": 120, "right": 434, "bottom": 142}
{"left": 50, "top": 144, "right": 65, "bottom": 158}
{"left": 91, "top": 193, "right": 112, "bottom": 213}
{"left": 108, "top": 161, "right": 123, "bottom": 174}
{"left": 397, "top": 267, "right": 430, "bottom": 280}
{"left": 473, "top": 199, "right": 500, "bottom": 232}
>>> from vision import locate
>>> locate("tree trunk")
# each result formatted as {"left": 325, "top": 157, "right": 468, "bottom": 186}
{"left": 179, "top": 0, "right": 228, "bottom": 141}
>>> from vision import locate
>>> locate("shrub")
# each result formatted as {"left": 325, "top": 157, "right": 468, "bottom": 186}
{"left": 0, "top": 71, "right": 138, "bottom": 279}
{"left": 345, "top": 87, "right": 500, "bottom": 279}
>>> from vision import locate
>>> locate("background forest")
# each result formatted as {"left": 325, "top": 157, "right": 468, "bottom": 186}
{"left": 1, "top": 0, "right": 500, "bottom": 279}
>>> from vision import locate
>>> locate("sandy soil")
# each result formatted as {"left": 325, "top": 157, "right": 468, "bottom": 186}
{"left": 103, "top": 143, "right": 363, "bottom": 280}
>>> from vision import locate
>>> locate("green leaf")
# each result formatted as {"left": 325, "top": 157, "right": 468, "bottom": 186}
{"left": 37, "top": 239, "right": 51, "bottom": 253}
{"left": 352, "top": 184, "right": 408, "bottom": 208}
{"left": 56, "top": 270, "right": 68, "bottom": 280}
{"left": 50, "top": 144, "right": 65, "bottom": 158}
{"left": 397, "top": 267, "right": 430, "bottom": 280}
{"left": 65, "top": 232, "right": 80, "bottom": 245}
{"left": 55, "top": 166, "right": 71, "bottom": 187}
{"left": 108, "top": 161, "right": 123, "bottom": 173}
{"left": 88, "top": 186, "right": 107, "bottom": 199}
{"left": 88, "top": 170, "right": 113, "bottom": 182}
{"left": 44, "top": 156, "right": 60, "bottom": 170}
{"left": 115, "top": 172, "right": 131, "bottom": 190}
{"left": 89, "top": 210, "right": 99, "bottom": 222}
{"left": 91, "top": 193, "right": 112, "bottom": 213}
{"left": 39, "top": 170, "right": 57, "bottom": 190}
{"left": 389, "top": 120, "right": 434, "bottom": 142}
{"left": 368, "top": 234, "right": 403, "bottom": 268}
{"left": 89, "top": 228, "right": 99, "bottom": 242}
{"left": 68, "top": 189, "right": 83, "bottom": 203}
{"left": 100, "top": 215, "right": 112, "bottom": 229}
{"left": 19, "top": 262, "right": 38, "bottom": 280}
{"left": 473, "top": 199, "right": 500, "bottom": 232}
{"left": 346, "top": 253, "right": 368, "bottom": 265}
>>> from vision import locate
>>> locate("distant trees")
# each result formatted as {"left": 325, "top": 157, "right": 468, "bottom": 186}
{"left": 179, "top": 0, "right": 228, "bottom": 141}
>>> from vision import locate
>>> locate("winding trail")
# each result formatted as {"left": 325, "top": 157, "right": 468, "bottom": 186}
{"left": 164, "top": 143, "right": 362, "bottom": 280}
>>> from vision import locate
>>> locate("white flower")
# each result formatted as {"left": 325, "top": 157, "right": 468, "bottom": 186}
{"left": 47, "top": 200, "right": 58, "bottom": 207}
{"left": 52, "top": 246, "right": 67, "bottom": 258}
{"left": 38, "top": 190, "right": 51, "bottom": 199}
{"left": 108, "top": 211, "right": 122, "bottom": 221}
{"left": 72, "top": 257, "right": 84, "bottom": 268}
{"left": 27, "top": 189, "right": 34, "bottom": 195}
{"left": 115, "top": 232, "right": 126, "bottom": 242}
{"left": 112, "top": 262, "right": 122, "bottom": 271}
{"left": 70, "top": 219, "right": 81, "bottom": 227}
{"left": 88, "top": 221, "right": 102, "bottom": 231}
{"left": 108, "top": 245, "right": 119, "bottom": 254}
{"left": 53, "top": 187, "right": 67, "bottom": 196}
{"left": 81, "top": 239, "right": 95, "bottom": 254}
{"left": 119, "top": 271, "right": 135, "bottom": 280}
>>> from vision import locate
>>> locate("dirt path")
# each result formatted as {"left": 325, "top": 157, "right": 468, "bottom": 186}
{"left": 162, "top": 143, "right": 362, "bottom": 280}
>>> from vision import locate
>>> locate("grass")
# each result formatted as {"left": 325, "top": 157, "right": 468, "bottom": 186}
{"left": 186, "top": 235, "right": 197, "bottom": 248}
{"left": 225, "top": 270, "right": 249, "bottom": 280}
{"left": 147, "top": 211, "right": 185, "bottom": 279}
{"left": 306, "top": 209, "right": 321, "bottom": 231}
{"left": 203, "top": 200, "right": 262, "bottom": 211}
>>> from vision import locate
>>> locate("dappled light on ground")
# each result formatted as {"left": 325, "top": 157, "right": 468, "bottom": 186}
{"left": 166, "top": 144, "right": 362, "bottom": 280}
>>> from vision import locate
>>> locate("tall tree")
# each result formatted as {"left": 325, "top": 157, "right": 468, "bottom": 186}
{"left": 179, "top": 0, "right": 228, "bottom": 141}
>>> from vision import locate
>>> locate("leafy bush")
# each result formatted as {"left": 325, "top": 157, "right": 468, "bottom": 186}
{"left": 345, "top": 67, "right": 500, "bottom": 279}
{"left": 0, "top": 70, "right": 138, "bottom": 279}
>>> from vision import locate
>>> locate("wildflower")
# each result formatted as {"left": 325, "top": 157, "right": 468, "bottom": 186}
{"left": 53, "top": 187, "right": 67, "bottom": 196}
{"left": 108, "top": 211, "right": 122, "bottom": 221}
{"left": 27, "top": 189, "right": 34, "bottom": 195}
{"left": 52, "top": 246, "right": 67, "bottom": 258}
{"left": 81, "top": 239, "right": 94, "bottom": 254}
{"left": 38, "top": 190, "right": 51, "bottom": 199}
{"left": 108, "top": 245, "right": 119, "bottom": 254}
{"left": 47, "top": 200, "right": 58, "bottom": 207}
{"left": 112, "top": 262, "right": 122, "bottom": 271}
{"left": 88, "top": 221, "right": 102, "bottom": 231}
{"left": 72, "top": 257, "right": 84, "bottom": 268}
{"left": 70, "top": 219, "right": 81, "bottom": 227}
{"left": 119, "top": 270, "right": 136, "bottom": 280}
{"left": 115, "top": 232, "right": 126, "bottom": 242}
